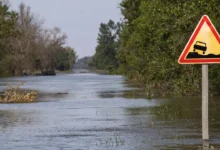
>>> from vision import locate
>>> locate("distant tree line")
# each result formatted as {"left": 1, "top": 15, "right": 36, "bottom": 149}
{"left": 0, "top": 1, "right": 77, "bottom": 76}
{"left": 74, "top": 57, "right": 92, "bottom": 69}
{"left": 91, "top": 0, "right": 220, "bottom": 96}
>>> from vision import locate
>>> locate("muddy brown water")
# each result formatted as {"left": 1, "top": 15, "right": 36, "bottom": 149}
{"left": 0, "top": 72, "right": 219, "bottom": 150}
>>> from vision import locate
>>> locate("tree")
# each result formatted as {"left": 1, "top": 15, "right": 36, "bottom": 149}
{"left": 0, "top": 1, "right": 17, "bottom": 76}
{"left": 117, "top": 0, "right": 220, "bottom": 95}
{"left": 12, "top": 3, "right": 43, "bottom": 75}
{"left": 0, "top": 2, "right": 77, "bottom": 76}
{"left": 56, "top": 47, "right": 77, "bottom": 71}
{"left": 92, "top": 20, "right": 120, "bottom": 71}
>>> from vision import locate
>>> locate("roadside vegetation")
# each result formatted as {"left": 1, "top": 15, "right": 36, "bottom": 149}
{"left": 90, "top": 0, "right": 220, "bottom": 96}
{"left": 0, "top": 1, "right": 77, "bottom": 76}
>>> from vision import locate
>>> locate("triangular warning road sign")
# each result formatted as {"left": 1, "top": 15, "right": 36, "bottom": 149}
{"left": 178, "top": 15, "right": 220, "bottom": 64}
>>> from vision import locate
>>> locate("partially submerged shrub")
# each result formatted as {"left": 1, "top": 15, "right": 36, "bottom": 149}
{"left": 0, "top": 82, "right": 37, "bottom": 103}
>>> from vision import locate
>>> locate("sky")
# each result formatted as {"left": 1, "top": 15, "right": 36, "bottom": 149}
{"left": 10, "top": 0, "right": 122, "bottom": 58}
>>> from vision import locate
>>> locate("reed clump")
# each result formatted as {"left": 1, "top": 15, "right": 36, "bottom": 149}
{"left": 0, "top": 82, "right": 37, "bottom": 103}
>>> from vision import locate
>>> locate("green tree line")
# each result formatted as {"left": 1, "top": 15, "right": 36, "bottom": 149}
{"left": 92, "top": 0, "right": 220, "bottom": 96}
{"left": 0, "top": 1, "right": 77, "bottom": 76}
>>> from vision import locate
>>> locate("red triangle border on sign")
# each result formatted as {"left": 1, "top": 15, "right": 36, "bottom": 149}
{"left": 178, "top": 15, "right": 220, "bottom": 64}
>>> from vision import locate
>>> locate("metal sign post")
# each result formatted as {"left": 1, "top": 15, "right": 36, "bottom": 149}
{"left": 202, "top": 64, "right": 209, "bottom": 148}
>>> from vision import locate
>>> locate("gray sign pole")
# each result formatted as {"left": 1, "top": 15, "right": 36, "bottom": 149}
{"left": 202, "top": 64, "right": 209, "bottom": 147}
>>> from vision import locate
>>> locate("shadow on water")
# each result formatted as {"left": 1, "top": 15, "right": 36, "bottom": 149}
{"left": 96, "top": 83, "right": 220, "bottom": 149}
{"left": 97, "top": 89, "right": 147, "bottom": 99}
{"left": 94, "top": 80, "right": 220, "bottom": 149}
{"left": 125, "top": 96, "right": 220, "bottom": 149}
{"left": 0, "top": 110, "right": 36, "bottom": 129}
{"left": 97, "top": 90, "right": 120, "bottom": 98}
{"left": 36, "top": 92, "right": 71, "bottom": 102}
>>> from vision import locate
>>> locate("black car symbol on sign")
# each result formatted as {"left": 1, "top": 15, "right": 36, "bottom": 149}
{"left": 193, "top": 41, "right": 207, "bottom": 54}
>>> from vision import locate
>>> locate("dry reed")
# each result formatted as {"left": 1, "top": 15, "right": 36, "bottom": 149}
{"left": 0, "top": 82, "right": 37, "bottom": 103}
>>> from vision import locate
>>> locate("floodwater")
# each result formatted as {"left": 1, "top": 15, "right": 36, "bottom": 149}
{"left": 0, "top": 72, "right": 220, "bottom": 150}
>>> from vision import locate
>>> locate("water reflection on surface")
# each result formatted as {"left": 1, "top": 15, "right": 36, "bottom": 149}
{"left": 0, "top": 110, "right": 36, "bottom": 129}
{"left": 0, "top": 73, "right": 219, "bottom": 150}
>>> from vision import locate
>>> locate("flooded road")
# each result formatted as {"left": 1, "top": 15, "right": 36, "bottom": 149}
{"left": 0, "top": 73, "right": 220, "bottom": 150}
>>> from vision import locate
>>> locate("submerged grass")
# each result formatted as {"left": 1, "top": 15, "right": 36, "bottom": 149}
{"left": 0, "top": 82, "right": 37, "bottom": 103}
{"left": 96, "top": 133, "right": 125, "bottom": 147}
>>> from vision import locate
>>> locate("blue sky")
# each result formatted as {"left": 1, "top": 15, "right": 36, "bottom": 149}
{"left": 10, "top": 0, "right": 122, "bottom": 58}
